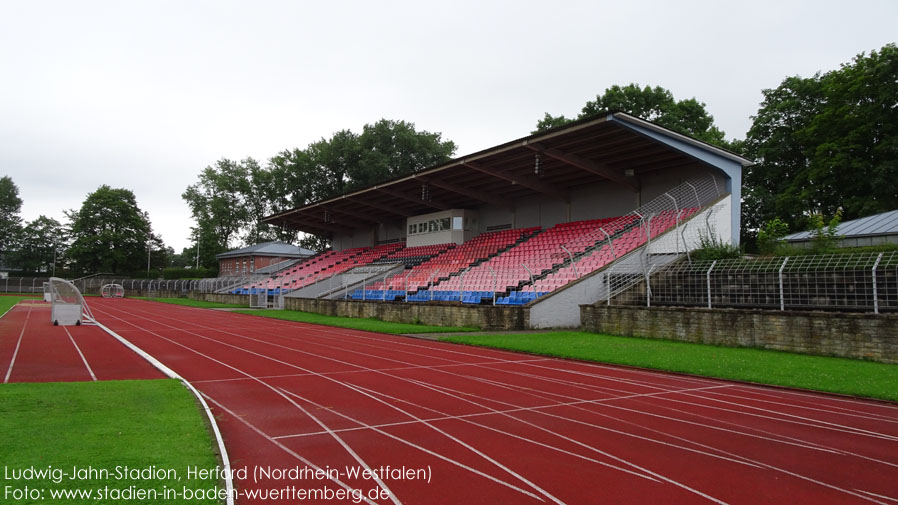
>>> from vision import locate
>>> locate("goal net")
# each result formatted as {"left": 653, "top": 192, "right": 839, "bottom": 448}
{"left": 250, "top": 289, "right": 268, "bottom": 309}
{"left": 48, "top": 277, "right": 95, "bottom": 326}
{"left": 101, "top": 283, "right": 125, "bottom": 298}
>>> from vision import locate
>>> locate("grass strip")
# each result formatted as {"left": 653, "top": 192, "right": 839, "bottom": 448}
{"left": 135, "top": 297, "right": 247, "bottom": 309}
{"left": 0, "top": 379, "right": 221, "bottom": 504}
{"left": 232, "top": 308, "right": 480, "bottom": 334}
{"left": 0, "top": 295, "right": 39, "bottom": 317}
{"left": 442, "top": 331, "right": 898, "bottom": 402}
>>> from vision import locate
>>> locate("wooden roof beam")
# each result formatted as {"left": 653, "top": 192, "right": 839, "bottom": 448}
{"left": 349, "top": 198, "right": 414, "bottom": 217}
{"left": 376, "top": 186, "right": 452, "bottom": 211}
{"left": 462, "top": 161, "right": 569, "bottom": 203}
{"left": 417, "top": 176, "right": 513, "bottom": 211}
{"left": 526, "top": 142, "right": 639, "bottom": 191}
{"left": 320, "top": 205, "right": 381, "bottom": 224}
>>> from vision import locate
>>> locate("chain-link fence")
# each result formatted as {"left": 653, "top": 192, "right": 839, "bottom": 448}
{"left": 644, "top": 252, "right": 898, "bottom": 313}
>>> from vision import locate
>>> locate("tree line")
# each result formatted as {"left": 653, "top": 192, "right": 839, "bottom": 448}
{"left": 0, "top": 181, "right": 173, "bottom": 277}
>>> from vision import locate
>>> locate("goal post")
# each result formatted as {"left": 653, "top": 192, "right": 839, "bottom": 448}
{"left": 101, "top": 283, "right": 125, "bottom": 298}
{"left": 42, "top": 281, "right": 51, "bottom": 302}
{"left": 249, "top": 288, "right": 268, "bottom": 309}
{"left": 48, "top": 277, "right": 95, "bottom": 326}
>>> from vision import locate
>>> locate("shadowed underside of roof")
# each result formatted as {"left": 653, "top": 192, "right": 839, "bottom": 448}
{"left": 263, "top": 112, "right": 750, "bottom": 236}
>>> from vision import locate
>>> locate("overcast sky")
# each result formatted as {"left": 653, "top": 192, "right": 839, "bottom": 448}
{"left": 2, "top": 0, "right": 896, "bottom": 253}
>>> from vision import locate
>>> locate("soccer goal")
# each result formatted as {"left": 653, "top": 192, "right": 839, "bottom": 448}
{"left": 48, "top": 277, "right": 95, "bottom": 326}
{"left": 101, "top": 283, "right": 125, "bottom": 298}
{"left": 249, "top": 289, "right": 268, "bottom": 309}
{"left": 42, "top": 281, "right": 51, "bottom": 302}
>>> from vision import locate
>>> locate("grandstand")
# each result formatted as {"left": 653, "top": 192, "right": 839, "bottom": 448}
{"left": 230, "top": 112, "right": 749, "bottom": 327}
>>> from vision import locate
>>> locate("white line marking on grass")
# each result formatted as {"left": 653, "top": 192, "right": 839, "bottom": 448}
{"left": 64, "top": 327, "right": 96, "bottom": 381}
{"left": 4, "top": 304, "right": 32, "bottom": 383}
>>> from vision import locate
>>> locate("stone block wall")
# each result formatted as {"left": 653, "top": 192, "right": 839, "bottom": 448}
{"left": 284, "top": 298, "right": 529, "bottom": 331}
{"left": 189, "top": 292, "right": 251, "bottom": 306}
{"left": 581, "top": 305, "right": 898, "bottom": 363}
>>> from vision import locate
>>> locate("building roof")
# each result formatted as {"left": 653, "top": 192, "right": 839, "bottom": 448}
{"left": 263, "top": 112, "right": 752, "bottom": 236}
{"left": 786, "top": 209, "right": 898, "bottom": 241}
{"left": 215, "top": 241, "right": 315, "bottom": 259}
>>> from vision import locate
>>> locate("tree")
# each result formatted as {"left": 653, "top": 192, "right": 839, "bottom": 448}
{"left": 66, "top": 186, "right": 157, "bottom": 275}
{"left": 190, "top": 118, "right": 457, "bottom": 256}
{"left": 533, "top": 84, "right": 729, "bottom": 147}
{"left": 16, "top": 215, "right": 65, "bottom": 274}
{"left": 181, "top": 158, "right": 254, "bottom": 267}
{"left": 0, "top": 176, "right": 23, "bottom": 253}
{"left": 743, "top": 44, "right": 898, "bottom": 242}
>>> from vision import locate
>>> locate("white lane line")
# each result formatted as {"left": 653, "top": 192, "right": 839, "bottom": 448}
{"left": 200, "top": 393, "right": 382, "bottom": 505}
{"left": 698, "top": 389, "right": 898, "bottom": 425}
{"left": 101, "top": 303, "right": 896, "bottom": 502}
{"left": 725, "top": 387, "right": 898, "bottom": 421}
{"left": 397, "top": 378, "right": 889, "bottom": 505}
{"left": 64, "top": 327, "right": 96, "bottom": 381}
{"left": 355, "top": 379, "right": 730, "bottom": 505}
{"left": 857, "top": 490, "right": 898, "bottom": 503}
{"left": 96, "top": 305, "right": 581, "bottom": 504}
{"left": 191, "top": 357, "right": 552, "bottom": 384}
{"left": 673, "top": 391, "right": 898, "bottom": 442}
{"left": 4, "top": 304, "right": 32, "bottom": 383}
{"left": 101, "top": 304, "right": 745, "bottom": 503}
{"left": 276, "top": 387, "right": 553, "bottom": 498}
{"left": 86, "top": 316, "right": 236, "bottom": 505}
{"left": 106, "top": 304, "right": 827, "bottom": 464}
{"left": 91, "top": 307, "right": 402, "bottom": 505}
{"left": 122, "top": 302, "right": 898, "bottom": 467}
{"left": 507, "top": 361, "right": 898, "bottom": 441}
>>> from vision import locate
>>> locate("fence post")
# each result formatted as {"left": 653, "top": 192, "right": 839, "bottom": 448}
{"left": 488, "top": 266, "right": 497, "bottom": 304}
{"left": 685, "top": 181, "right": 701, "bottom": 208}
{"left": 599, "top": 228, "right": 616, "bottom": 260}
{"left": 779, "top": 257, "right": 789, "bottom": 311}
{"left": 664, "top": 193, "right": 680, "bottom": 255}
{"left": 561, "top": 245, "right": 577, "bottom": 278}
{"left": 872, "top": 252, "right": 883, "bottom": 314}
{"left": 646, "top": 265, "right": 657, "bottom": 307}
{"left": 707, "top": 260, "right": 717, "bottom": 309}
{"left": 522, "top": 263, "right": 534, "bottom": 286}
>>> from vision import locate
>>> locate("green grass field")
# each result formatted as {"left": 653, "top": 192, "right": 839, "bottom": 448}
{"left": 443, "top": 331, "right": 898, "bottom": 402}
{"left": 232, "top": 308, "right": 480, "bottom": 334}
{"left": 0, "top": 380, "right": 222, "bottom": 504}
{"left": 0, "top": 294, "right": 39, "bottom": 316}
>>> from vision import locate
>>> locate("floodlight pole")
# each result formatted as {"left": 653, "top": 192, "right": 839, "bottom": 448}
{"left": 52, "top": 249, "right": 57, "bottom": 277}
{"left": 147, "top": 239, "right": 151, "bottom": 274}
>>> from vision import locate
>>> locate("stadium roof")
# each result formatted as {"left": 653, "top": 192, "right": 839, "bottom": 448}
{"left": 264, "top": 112, "right": 752, "bottom": 236}
{"left": 215, "top": 241, "right": 315, "bottom": 259}
{"left": 785, "top": 209, "right": 898, "bottom": 241}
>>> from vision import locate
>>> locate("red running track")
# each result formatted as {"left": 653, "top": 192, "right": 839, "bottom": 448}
{"left": 1, "top": 301, "right": 163, "bottom": 383}
{"left": 61, "top": 299, "right": 898, "bottom": 503}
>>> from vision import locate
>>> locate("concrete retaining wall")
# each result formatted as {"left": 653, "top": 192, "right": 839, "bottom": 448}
{"left": 284, "top": 298, "right": 529, "bottom": 331}
{"left": 581, "top": 304, "right": 898, "bottom": 363}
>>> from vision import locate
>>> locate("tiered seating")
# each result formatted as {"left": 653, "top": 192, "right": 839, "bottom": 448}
{"left": 505, "top": 207, "right": 700, "bottom": 303}
{"left": 366, "top": 228, "right": 535, "bottom": 300}
{"left": 428, "top": 218, "right": 623, "bottom": 302}
{"left": 350, "top": 243, "right": 454, "bottom": 300}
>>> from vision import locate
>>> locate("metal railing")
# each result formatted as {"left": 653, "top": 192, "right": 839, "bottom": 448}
{"left": 645, "top": 252, "right": 898, "bottom": 313}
